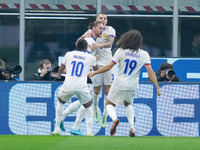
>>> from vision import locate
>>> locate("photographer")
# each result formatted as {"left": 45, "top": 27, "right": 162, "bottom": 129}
{"left": 30, "top": 59, "right": 65, "bottom": 81}
{"left": 0, "top": 59, "right": 22, "bottom": 81}
{"left": 155, "top": 62, "right": 180, "bottom": 82}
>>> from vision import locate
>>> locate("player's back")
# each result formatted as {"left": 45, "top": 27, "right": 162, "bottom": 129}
{"left": 113, "top": 48, "right": 150, "bottom": 90}
{"left": 62, "top": 50, "right": 96, "bottom": 91}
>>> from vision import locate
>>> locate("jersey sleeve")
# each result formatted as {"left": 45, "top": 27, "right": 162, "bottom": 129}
{"left": 87, "top": 29, "right": 92, "bottom": 34}
{"left": 109, "top": 26, "right": 116, "bottom": 38}
{"left": 144, "top": 52, "right": 151, "bottom": 65}
{"left": 62, "top": 53, "right": 68, "bottom": 66}
{"left": 83, "top": 29, "right": 92, "bottom": 35}
{"left": 112, "top": 48, "right": 121, "bottom": 64}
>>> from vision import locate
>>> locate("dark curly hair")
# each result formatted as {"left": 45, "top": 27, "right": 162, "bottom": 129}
{"left": 116, "top": 30, "right": 143, "bottom": 52}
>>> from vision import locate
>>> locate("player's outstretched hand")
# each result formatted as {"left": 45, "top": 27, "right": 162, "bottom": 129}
{"left": 157, "top": 88, "right": 162, "bottom": 96}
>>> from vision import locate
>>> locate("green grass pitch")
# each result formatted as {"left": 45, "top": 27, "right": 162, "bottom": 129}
{"left": 0, "top": 135, "right": 199, "bottom": 150}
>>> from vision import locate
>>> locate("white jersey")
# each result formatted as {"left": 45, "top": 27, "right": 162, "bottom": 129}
{"left": 61, "top": 50, "right": 97, "bottom": 91}
{"left": 87, "top": 26, "right": 116, "bottom": 66}
{"left": 84, "top": 35, "right": 97, "bottom": 56}
{"left": 112, "top": 48, "right": 151, "bottom": 90}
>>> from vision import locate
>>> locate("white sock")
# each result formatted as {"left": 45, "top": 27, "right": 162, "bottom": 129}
{"left": 93, "top": 93, "right": 99, "bottom": 112}
{"left": 61, "top": 100, "right": 81, "bottom": 121}
{"left": 55, "top": 101, "right": 64, "bottom": 132}
{"left": 85, "top": 106, "right": 93, "bottom": 134}
{"left": 125, "top": 104, "right": 134, "bottom": 130}
{"left": 106, "top": 104, "right": 117, "bottom": 122}
{"left": 103, "top": 95, "right": 107, "bottom": 116}
{"left": 72, "top": 105, "right": 86, "bottom": 130}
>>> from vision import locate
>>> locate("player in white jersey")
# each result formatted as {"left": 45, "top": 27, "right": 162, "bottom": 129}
{"left": 89, "top": 30, "right": 162, "bottom": 137}
{"left": 54, "top": 21, "right": 103, "bottom": 136}
{"left": 79, "top": 12, "right": 116, "bottom": 127}
{"left": 93, "top": 13, "right": 116, "bottom": 128}
{"left": 84, "top": 21, "right": 104, "bottom": 56}
{"left": 51, "top": 39, "right": 98, "bottom": 136}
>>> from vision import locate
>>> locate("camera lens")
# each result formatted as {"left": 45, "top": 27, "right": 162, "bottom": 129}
{"left": 166, "top": 70, "right": 175, "bottom": 78}
{"left": 13, "top": 65, "right": 22, "bottom": 74}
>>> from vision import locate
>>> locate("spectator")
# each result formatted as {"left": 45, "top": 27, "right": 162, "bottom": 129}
{"left": 191, "top": 30, "right": 200, "bottom": 57}
{"left": 155, "top": 62, "right": 180, "bottom": 82}
{"left": 0, "top": 59, "right": 5, "bottom": 69}
{"left": 0, "top": 59, "right": 20, "bottom": 81}
{"left": 30, "top": 59, "right": 64, "bottom": 81}
{"left": 0, "top": 59, "right": 6, "bottom": 80}
{"left": 182, "top": 29, "right": 200, "bottom": 57}
{"left": 27, "top": 28, "right": 54, "bottom": 63}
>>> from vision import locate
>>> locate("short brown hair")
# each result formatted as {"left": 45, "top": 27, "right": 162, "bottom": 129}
{"left": 96, "top": 12, "right": 107, "bottom": 18}
{"left": 39, "top": 59, "right": 51, "bottom": 68}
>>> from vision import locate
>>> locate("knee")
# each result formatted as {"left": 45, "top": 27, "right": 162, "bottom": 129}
{"left": 94, "top": 86, "right": 101, "bottom": 95}
{"left": 124, "top": 101, "right": 130, "bottom": 107}
{"left": 83, "top": 100, "right": 92, "bottom": 108}
{"left": 94, "top": 91, "right": 100, "bottom": 95}
{"left": 106, "top": 100, "right": 115, "bottom": 106}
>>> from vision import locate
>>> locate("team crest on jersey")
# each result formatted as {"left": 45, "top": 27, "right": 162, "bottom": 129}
{"left": 103, "top": 34, "right": 109, "bottom": 39}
